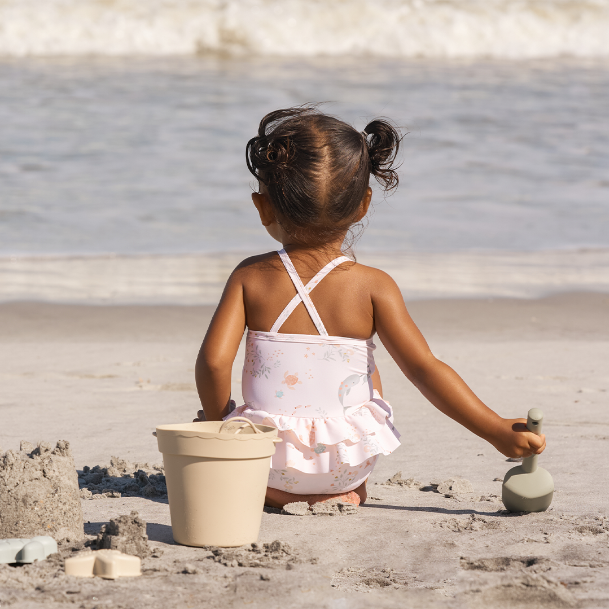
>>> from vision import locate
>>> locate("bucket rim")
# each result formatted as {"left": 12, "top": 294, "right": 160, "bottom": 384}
{"left": 156, "top": 421, "right": 278, "bottom": 441}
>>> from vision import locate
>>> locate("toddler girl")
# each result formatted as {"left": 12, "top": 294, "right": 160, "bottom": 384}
{"left": 194, "top": 106, "right": 545, "bottom": 509}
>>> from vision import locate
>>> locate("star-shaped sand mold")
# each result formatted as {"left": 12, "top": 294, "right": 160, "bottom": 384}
{"left": 0, "top": 536, "right": 58, "bottom": 564}
{"left": 65, "top": 550, "right": 141, "bottom": 579}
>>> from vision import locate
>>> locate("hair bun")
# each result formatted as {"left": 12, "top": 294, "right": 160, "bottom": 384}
{"left": 363, "top": 119, "right": 401, "bottom": 192}
{"left": 246, "top": 108, "right": 310, "bottom": 183}
{"left": 265, "top": 136, "right": 294, "bottom": 167}
{"left": 246, "top": 134, "right": 295, "bottom": 182}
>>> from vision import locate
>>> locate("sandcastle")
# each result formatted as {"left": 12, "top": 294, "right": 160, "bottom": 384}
{"left": 0, "top": 440, "right": 84, "bottom": 541}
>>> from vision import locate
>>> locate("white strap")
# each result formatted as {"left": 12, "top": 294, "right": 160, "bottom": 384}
{"left": 270, "top": 255, "right": 350, "bottom": 333}
{"left": 270, "top": 249, "right": 350, "bottom": 335}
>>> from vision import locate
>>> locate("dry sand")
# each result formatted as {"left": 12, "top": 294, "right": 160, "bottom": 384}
{"left": 1, "top": 293, "right": 608, "bottom": 608}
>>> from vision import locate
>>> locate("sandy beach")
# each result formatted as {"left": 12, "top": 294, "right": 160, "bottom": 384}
{"left": 1, "top": 293, "right": 608, "bottom": 608}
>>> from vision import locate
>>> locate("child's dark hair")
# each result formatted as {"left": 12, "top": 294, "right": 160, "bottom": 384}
{"left": 246, "top": 105, "right": 401, "bottom": 247}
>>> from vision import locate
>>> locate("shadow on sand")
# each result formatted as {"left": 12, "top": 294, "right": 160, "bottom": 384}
{"left": 362, "top": 504, "right": 524, "bottom": 517}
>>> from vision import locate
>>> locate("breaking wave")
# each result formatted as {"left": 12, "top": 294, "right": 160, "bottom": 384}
{"left": 1, "top": 0, "right": 609, "bottom": 58}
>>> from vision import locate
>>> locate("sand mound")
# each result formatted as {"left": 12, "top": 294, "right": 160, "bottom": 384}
{"left": 436, "top": 477, "right": 474, "bottom": 495}
{"left": 461, "top": 573, "right": 576, "bottom": 608}
{"left": 383, "top": 472, "right": 421, "bottom": 488}
{"left": 78, "top": 457, "right": 167, "bottom": 499}
{"left": 281, "top": 500, "right": 358, "bottom": 516}
{"left": 0, "top": 440, "right": 83, "bottom": 541}
{"left": 209, "top": 540, "right": 314, "bottom": 569}
{"left": 96, "top": 511, "right": 150, "bottom": 559}
{"left": 331, "top": 566, "right": 410, "bottom": 592}
{"left": 461, "top": 556, "right": 556, "bottom": 573}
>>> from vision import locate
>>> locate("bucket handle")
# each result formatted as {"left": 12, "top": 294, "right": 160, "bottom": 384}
{"left": 219, "top": 416, "right": 282, "bottom": 442}
{"left": 219, "top": 416, "right": 262, "bottom": 435}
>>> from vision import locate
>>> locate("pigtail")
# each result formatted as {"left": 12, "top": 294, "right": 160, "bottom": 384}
{"left": 362, "top": 119, "right": 402, "bottom": 192}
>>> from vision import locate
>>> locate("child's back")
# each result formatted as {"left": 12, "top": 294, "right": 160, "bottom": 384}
{"left": 238, "top": 250, "right": 387, "bottom": 339}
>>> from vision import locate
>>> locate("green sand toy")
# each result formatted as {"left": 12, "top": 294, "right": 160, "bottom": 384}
{"left": 502, "top": 408, "right": 554, "bottom": 512}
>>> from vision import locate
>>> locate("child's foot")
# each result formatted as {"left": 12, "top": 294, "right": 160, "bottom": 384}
{"left": 265, "top": 481, "right": 367, "bottom": 510}
{"left": 309, "top": 490, "right": 361, "bottom": 506}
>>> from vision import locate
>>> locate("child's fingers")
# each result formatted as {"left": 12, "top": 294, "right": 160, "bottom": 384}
{"left": 511, "top": 420, "right": 546, "bottom": 452}
{"left": 504, "top": 419, "right": 547, "bottom": 457}
{"left": 520, "top": 432, "right": 546, "bottom": 457}
{"left": 530, "top": 433, "right": 546, "bottom": 454}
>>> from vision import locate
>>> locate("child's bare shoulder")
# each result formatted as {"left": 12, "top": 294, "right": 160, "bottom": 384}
{"left": 228, "top": 251, "right": 282, "bottom": 284}
{"left": 349, "top": 261, "right": 401, "bottom": 293}
{"left": 228, "top": 254, "right": 400, "bottom": 300}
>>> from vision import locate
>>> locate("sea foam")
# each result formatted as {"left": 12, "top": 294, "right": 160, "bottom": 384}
{"left": 1, "top": 0, "right": 609, "bottom": 58}
{"left": 2, "top": 250, "right": 608, "bottom": 304}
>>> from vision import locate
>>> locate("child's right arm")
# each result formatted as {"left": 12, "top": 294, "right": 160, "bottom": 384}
{"left": 372, "top": 271, "right": 546, "bottom": 458}
{"left": 195, "top": 267, "right": 247, "bottom": 421}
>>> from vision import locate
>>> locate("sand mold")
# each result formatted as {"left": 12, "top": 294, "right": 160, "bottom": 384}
{"left": 64, "top": 549, "right": 142, "bottom": 580}
{"left": 0, "top": 536, "right": 58, "bottom": 565}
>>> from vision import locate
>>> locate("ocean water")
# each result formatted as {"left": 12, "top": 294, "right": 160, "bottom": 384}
{"left": 0, "top": 0, "right": 608, "bottom": 302}
{"left": 1, "top": 56, "right": 608, "bottom": 258}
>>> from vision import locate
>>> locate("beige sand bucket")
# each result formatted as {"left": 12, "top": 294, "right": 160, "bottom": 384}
{"left": 155, "top": 417, "right": 280, "bottom": 547}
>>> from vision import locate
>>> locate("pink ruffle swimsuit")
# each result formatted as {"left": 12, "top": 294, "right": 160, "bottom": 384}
{"left": 225, "top": 249, "right": 401, "bottom": 494}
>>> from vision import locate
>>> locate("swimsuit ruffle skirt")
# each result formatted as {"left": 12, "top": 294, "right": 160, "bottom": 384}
{"left": 224, "top": 249, "right": 401, "bottom": 494}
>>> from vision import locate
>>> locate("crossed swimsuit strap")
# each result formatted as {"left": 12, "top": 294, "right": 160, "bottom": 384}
{"left": 270, "top": 249, "right": 350, "bottom": 336}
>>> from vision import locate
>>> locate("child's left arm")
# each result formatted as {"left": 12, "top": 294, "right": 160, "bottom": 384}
{"left": 372, "top": 271, "right": 546, "bottom": 459}
{"left": 194, "top": 267, "right": 247, "bottom": 421}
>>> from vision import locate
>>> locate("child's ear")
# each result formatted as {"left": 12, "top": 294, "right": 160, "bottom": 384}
{"left": 355, "top": 187, "right": 372, "bottom": 221}
{"left": 252, "top": 192, "right": 275, "bottom": 227}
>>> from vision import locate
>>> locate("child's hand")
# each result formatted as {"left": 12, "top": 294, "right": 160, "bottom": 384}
{"left": 193, "top": 399, "right": 236, "bottom": 422}
{"left": 490, "top": 418, "right": 546, "bottom": 459}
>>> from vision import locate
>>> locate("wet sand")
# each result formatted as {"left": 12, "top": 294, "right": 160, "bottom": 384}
{"left": 1, "top": 294, "right": 608, "bottom": 608}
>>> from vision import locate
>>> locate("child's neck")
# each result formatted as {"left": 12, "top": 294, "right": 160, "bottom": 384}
{"left": 281, "top": 237, "right": 348, "bottom": 262}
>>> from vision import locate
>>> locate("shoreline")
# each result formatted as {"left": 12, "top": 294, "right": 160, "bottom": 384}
{"left": 1, "top": 248, "right": 608, "bottom": 305}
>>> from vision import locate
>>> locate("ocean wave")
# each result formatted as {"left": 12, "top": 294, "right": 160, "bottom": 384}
{"left": 1, "top": 0, "right": 609, "bottom": 59}
{"left": 1, "top": 250, "right": 608, "bottom": 304}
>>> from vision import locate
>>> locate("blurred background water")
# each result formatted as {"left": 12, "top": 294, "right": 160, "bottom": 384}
{"left": 0, "top": 0, "right": 608, "bottom": 301}
{"left": 1, "top": 56, "right": 608, "bottom": 256}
